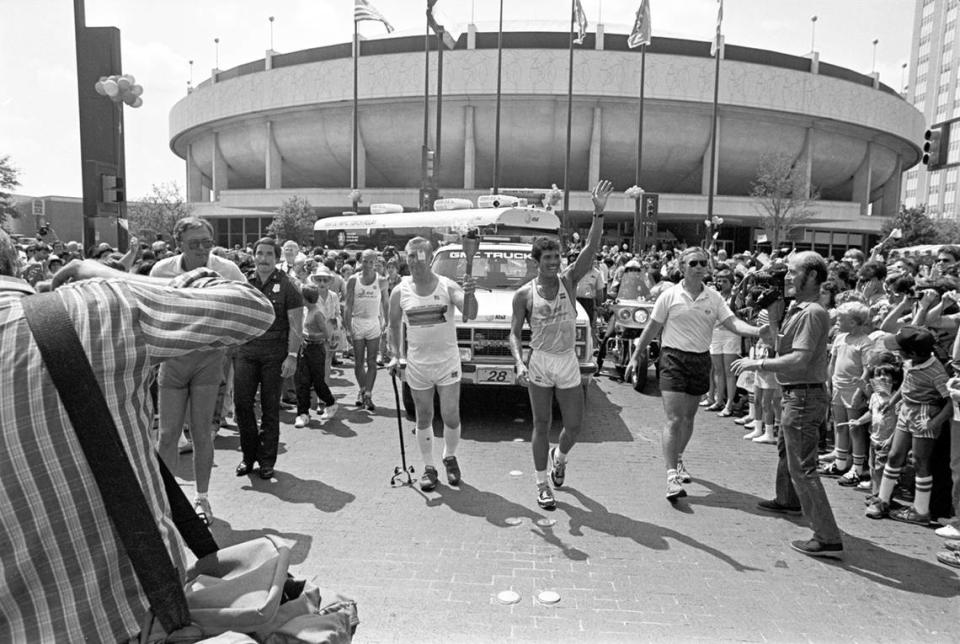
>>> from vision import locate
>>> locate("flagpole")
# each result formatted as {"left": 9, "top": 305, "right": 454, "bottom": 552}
{"left": 421, "top": 9, "right": 431, "bottom": 209}
{"left": 435, "top": 26, "right": 444, "bottom": 190}
{"left": 707, "top": 19, "right": 721, "bottom": 222}
{"left": 562, "top": 0, "right": 576, "bottom": 238}
{"left": 492, "top": 0, "right": 504, "bottom": 194}
{"left": 352, "top": 18, "right": 359, "bottom": 208}
{"left": 633, "top": 43, "right": 646, "bottom": 255}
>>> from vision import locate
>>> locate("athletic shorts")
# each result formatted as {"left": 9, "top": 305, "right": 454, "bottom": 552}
{"left": 527, "top": 350, "right": 581, "bottom": 390}
{"left": 709, "top": 327, "right": 740, "bottom": 355}
{"left": 896, "top": 402, "right": 944, "bottom": 440}
{"left": 157, "top": 350, "right": 224, "bottom": 389}
{"left": 406, "top": 353, "right": 461, "bottom": 391}
{"left": 351, "top": 316, "right": 383, "bottom": 341}
{"left": 659, "top": 346, "right": 711, "bottom": 396}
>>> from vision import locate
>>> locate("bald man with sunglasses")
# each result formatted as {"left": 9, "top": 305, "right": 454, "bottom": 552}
{"left": 627, "top": 247, "right": 767, "bottom": 501}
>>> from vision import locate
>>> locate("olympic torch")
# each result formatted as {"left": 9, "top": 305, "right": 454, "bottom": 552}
{"left": 462, "top": 229, "right": 480, "bottom": 322}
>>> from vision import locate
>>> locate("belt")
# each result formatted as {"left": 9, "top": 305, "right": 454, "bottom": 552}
{"left": 781, "top": 383, "right": 824, "bottom": 391}
{"left": 303, "top": 338, "right": 327, "bottom": 345}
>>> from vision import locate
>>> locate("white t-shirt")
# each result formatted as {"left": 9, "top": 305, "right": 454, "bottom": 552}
{"left": 149, "top": 253, "right": 245, "bottom": 281}
{"left": 651, "top": 281, "right": 734, "bottom": 353}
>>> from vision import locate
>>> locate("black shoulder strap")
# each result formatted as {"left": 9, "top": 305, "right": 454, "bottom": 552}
{"left": 21, "top": 292, "right": 193, "bottom": 633}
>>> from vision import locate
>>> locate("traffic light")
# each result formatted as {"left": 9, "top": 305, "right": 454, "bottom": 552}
{"left": 923, "top": 127, "right": 948, "bottom": 169}
{"left": 643, "top": 193, "right": 659, "bottom": 220}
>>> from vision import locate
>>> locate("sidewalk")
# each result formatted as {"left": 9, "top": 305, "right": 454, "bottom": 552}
{"left": 178, "top": 368, "right": 959, "bottom": 642}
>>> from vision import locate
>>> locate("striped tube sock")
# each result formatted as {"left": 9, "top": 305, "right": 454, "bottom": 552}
{"left": 834, "top": 448, "right": 850, "bottom": 470}
{"left": 914, "top": 476, "right": 933, "bottom": 516}
{"left": 852, "top": 453, "right": 866, "bottom": 475}
{"left": 878, "top": 465, "right": 901, "bottom": 503}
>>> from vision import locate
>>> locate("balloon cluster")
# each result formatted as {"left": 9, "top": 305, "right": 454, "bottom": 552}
{"left": 94, "top": 74, "right": 144, "bottom": 108}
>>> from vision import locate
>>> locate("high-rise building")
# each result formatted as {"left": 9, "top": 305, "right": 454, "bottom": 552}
{"left": 904, "top": 0, "right": 960, "bottom": 218}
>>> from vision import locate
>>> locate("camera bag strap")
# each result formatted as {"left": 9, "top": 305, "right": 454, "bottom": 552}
{"left": 21, "top": 291, "right": 217, "bottom": 633}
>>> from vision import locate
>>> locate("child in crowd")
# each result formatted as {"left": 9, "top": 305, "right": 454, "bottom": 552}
{"left": 824, "top": 301, "right": 875, "bottom": 485}
{"left": 294, "top": 283, "right": 339, "bottom": 428}
{"left": 866, "top": 327, "right": 952, "bottom": 524}
{"left": 841, "top": 356, "right": 902, "bottom": 502}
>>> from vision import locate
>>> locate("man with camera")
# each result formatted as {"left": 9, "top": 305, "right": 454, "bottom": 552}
{"left": 733, "top": 251, "right": 844, "bottom": 559}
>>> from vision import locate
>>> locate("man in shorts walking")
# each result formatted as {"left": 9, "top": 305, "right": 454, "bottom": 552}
{"left": 509, "top": 179, "right": 613, "bottom": 509}
{"left": 388, "top": 237, "right": 477, "bottom": 491}
{"left": 626, "top": 247, "right": 766, "bottom": 501}
{"left": 345, "top": 248, "right": 389, "bottom": 410}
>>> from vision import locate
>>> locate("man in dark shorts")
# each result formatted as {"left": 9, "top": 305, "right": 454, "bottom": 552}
{"left": 627, "top": 247, "right": 766, "bottom": 501}
{"left": 733, "top": 251, "right": 844, "bottom": 559}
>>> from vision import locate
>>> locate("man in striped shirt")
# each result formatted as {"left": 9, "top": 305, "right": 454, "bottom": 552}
{"left": 0, "top": 229, "right": 275, "bottom": 642}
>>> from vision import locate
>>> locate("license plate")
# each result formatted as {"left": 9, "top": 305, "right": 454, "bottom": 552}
{"left": 477, "top": 368, "right": 515, "bottom": 385}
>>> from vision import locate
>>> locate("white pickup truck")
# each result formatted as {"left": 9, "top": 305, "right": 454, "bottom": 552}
{"left": 398, "top": 240, "right": 595, "bottom": 415}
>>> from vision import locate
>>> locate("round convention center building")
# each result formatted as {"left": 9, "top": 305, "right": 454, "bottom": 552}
{"left": 169, "top": 25, "right": 925, "bottom": 256}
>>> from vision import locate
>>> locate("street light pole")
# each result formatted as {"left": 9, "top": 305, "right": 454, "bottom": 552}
{"left": 810, "top": 15, "right": 817, "bottom": 53}
{"left": 872, "top": 38, "right": 879, "bottom": 74}
{"left": 269, "top": 16, "right": 275, "bottom": 50}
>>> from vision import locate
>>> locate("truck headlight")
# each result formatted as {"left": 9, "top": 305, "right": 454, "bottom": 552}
{"left": 459, "top": 348, "right": 473, "bottom": 361}
{"left": 633, "top": 309, "right": 648, "bottom": 324}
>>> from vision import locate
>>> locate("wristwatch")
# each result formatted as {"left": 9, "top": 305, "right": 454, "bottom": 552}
{"left": 287, "top": 351, "right": 298, "bottom": 358}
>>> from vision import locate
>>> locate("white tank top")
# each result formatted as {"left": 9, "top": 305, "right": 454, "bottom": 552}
{"left": 351, "top": 275, "right": 382, "bottom": 319}
{"left": 399, "top": 276, "right": 460, "bottom": 364}
{"left": 530, "top": 278, "right": 577, "bottom": 355}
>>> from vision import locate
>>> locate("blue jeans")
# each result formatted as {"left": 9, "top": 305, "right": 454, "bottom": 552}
{"left": 776, "top": 387, "right": 842, "bottom": 545}
{"left": 234, "top": 342, "right": 286, "bottom": 468}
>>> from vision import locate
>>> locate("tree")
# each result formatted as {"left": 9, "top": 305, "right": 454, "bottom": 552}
{"left": 0, "top": 155, "right": 22, "bottom": 229}
{"left": 267, "top": 196, "right": 314, "bottom": 245}
{"left": 879, "top": 204, "right": 937, "bottom": 249}
{"left": 750, "top": 153, "right": 819, "bottom": 249}
{"left": 127, "top": 182, "right": 192, "bottom": 242}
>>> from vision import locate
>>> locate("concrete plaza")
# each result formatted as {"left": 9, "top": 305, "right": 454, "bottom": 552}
{"left": 176, "top": 366, "right": 959, "bottom": 643}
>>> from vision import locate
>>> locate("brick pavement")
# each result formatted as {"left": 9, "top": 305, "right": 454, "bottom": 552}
{"left": 174, "top": 366, "right": 960, "bottom": 643}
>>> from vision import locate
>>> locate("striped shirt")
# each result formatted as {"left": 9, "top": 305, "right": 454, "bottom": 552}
{"left": 0, "top": 270, "right": 275, "bottom": 642}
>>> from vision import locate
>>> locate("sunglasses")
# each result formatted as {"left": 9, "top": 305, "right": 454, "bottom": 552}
{"left": 687, "top": 260, "right": 708, "bottom": 267}
{"left": 937, "top": 258, "right": 953, "bottom": 263}
{"left": 186, "top": 239, "right": 214, "bottom": 250}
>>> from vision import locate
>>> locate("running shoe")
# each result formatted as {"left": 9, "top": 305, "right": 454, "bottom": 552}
{"left": 363, "top": 392, "right": 376, "bottom": 412}
{"left": 818, "top": 462, "right": 849, "bottom": 477}
{"left": 837, "top": 469, "right": 867, "bottom": 487}
{"left": 420, "top": 465, "right": 439, "bottom": 491}
{"left": 294, "top": 413, "right": 309, "bottom": 428}
{"left": 355, "top": 391, "right": 365, "bottom": 407}
{"left": 937, "top": 549, "right": 960, "bottom": 568}
{"left": 756, "top": 499, "right": 802, "bottom": 515}
{"left": 194, "top": 497, "right": 213, "bottom": 526}
{"left": 549, "top": 446, "right": 566, "bottom": 487}
{"left": 537, "top": 483, "right": 556, "bottom": 509}
{"left": 889, "top": 506, "right": 931, "bottom": 526}
{"left": 442, "top": 456, "right": 461, "bottom": 486}
{"left": 676, "top": 458, "right": 692, "bottom": 483}
{"left": 320, "top": 403, "right": 339, "bottom": 422}
{"left": 666, "top": 474, "right": 687, "bottom": 501}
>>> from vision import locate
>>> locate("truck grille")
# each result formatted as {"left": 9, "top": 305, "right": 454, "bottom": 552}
{"left": 458, "top": 328, "right": 531, "bottom": 357}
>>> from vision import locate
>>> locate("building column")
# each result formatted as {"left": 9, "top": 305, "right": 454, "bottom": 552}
{"left": 265, "top": 121, "right": 282, "bottom": 189}
{"left": 852, "top": 142, "right": 874, "bottom": 216}
{"left": 186, "top": 143, "right": 204, "bottom": 202}
{"left": 797, "top": 127, "right": 814, "bottom": 197}
{"left": 881, "top": 154, "right": 902, "bottom": 217}
{"left": 463, "top": 105, "right": 476, "bottom": 189}
{"left": 211, "top": 132, "right": 228, "bottom": 200}
{"left": 588, "top": 105, "right": 602, "bottom": 189}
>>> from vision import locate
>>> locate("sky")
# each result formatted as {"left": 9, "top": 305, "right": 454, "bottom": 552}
{"left": 1, "top": 0, "right": 917, "bottom": 200}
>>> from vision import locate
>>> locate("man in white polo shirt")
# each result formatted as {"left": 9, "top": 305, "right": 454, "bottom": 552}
{"left": 150, "top": 216, "right": 245, "bottom": 524}
{"left": 627, "top": 247, "right": 767, "bottom": 501}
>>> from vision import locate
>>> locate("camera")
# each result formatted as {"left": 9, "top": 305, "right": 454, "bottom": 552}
{"left": 743, "top": 265, "right": 787, "bottom": 309}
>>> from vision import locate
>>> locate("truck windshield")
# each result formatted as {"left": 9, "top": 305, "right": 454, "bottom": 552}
{"left": 433, "top": 249, "right": 537, "bottom": 289}
{"left": 617, "top": 271, "right": 651, "bottom": 300}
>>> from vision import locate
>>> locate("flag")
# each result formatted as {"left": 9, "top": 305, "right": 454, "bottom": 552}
{"left": 355, "top": 0, "right": 393, "bottom": 33}
{"left": 628, "top": 0, "right": 652, "bottom": 49}
{"left": 573, "top": 0, "right": 588, "bottom": 45}
{"left": 710, "top": 0, "right": 723, "bottom": 56}
{"left": 427, "top": 0, "right": 458, "bottom": 48}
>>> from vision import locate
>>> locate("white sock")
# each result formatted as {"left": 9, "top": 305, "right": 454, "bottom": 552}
{"left": 666, "top": 468, "right": 678, "bottom": 480}
{"left": 416, "top": 425, "right": 435, "bottom": 468}
{"left": 442, "top": 424, "right": 461, "bottom": 459}
{"left": 535, "top": 470, "right": 548, "bottom": 485}
{"left": 195, "top": 492, "right": 208, "bottom": 500}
